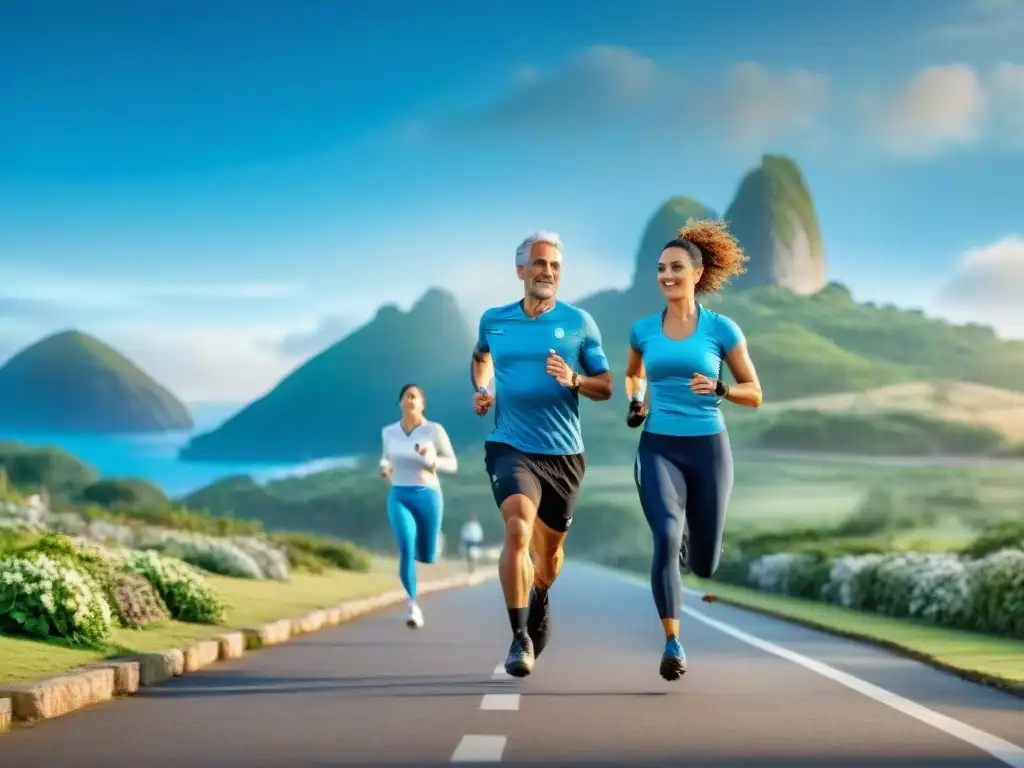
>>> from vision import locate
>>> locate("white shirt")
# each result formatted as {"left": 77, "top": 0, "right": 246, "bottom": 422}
{"left": 380, "top": 420, "right": 458, "bottom": 488}
{"left": 460, "top": 520, "right": 484, "bottom": 544}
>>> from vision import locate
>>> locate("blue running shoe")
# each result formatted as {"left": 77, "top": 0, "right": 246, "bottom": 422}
{"left": 659, "top": 636, "right": 687, "bottom": 681}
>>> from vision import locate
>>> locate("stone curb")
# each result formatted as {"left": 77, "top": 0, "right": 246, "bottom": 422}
{"left": 0, "top": 568, "right": 495, "bottom": 730}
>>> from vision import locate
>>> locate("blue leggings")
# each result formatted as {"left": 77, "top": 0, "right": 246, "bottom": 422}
{"left": 387, "top": 485, "right": 444, "bottom": 599}
{"left": 633, "top": 430, "right": 734, "bottom": 620}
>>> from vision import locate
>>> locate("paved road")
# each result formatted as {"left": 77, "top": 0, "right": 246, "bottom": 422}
{"left": 2, "top": 562, "right": 1023, "bottom": 767}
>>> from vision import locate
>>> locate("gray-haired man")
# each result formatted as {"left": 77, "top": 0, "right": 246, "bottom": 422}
{"left": 469, "top": 230, "right": 613, "bottom": 677}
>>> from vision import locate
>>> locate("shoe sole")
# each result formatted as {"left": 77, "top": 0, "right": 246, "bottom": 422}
{"left": 505, "top": 660, "right": 533, "bottom": 678}
{"left": 659, "top": 655, "right": 687, "bottom": 681}
{"left": 406, "top": 619, "right": 422, "bottom": 629}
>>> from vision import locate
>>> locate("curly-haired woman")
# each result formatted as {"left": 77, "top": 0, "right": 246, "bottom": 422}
{"left": 623, "top": 219, "right": 764, "bottom": 681}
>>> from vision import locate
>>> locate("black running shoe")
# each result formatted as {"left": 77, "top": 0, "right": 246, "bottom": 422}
{"left": 678, "top": 526, "right": 691, "bottom": 575}
{"left": 504, "top": 630, "right": 535, "bottom": 678}
{"left": 526, "top": 586, "right": 550, "bottom": 658}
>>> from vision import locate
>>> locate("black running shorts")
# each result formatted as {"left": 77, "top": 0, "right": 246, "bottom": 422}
{"left": 483, "top": 441, "right": 586, "bottom": 533}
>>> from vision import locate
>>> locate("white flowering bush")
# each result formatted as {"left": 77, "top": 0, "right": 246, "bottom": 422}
{"left": 230, "top": 536, "right": 290, "bottom": 581}
{"left": 125, "top": 549, "right": 225, "bottom": 624}
{"left": 739, "top": 547, "right": 1024, "bottom": 638}
{"left": 0, "top": 552, "right": 113, "bottom": 645}
{"left": 134, "top": 528, "right": 264, "bottom": 579}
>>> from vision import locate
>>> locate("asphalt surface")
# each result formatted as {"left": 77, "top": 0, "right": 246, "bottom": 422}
{"left": 2, "top": 562, "right": 1022, "bottom": 767}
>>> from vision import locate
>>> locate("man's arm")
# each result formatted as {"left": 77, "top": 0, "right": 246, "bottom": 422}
{"left": 471, "top": 312, "right": 494, "bottom": 392}
{"left": 575, "top": 311, "right": 613, "bottom": 401}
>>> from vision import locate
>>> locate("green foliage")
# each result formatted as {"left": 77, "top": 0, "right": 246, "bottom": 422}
{"left": 961, "top": 520, "right": 1024, "bottom": 559}
{"left": 757, "top": 410, "right": 1008, "bottom": 456}
{"left": 125, "top": 550, "right": 225, "bottom": 624}
{"left": 270, "top": 531, "right": 372, "bottom": 573}
{"left": 79, "top": 478, "right": 169, "bottom": 509}
{"left": 75, "top": 550, "right": 170, "bottom": 629}
{"left": 0, "top": 441, "right": 98, "bottom": 496}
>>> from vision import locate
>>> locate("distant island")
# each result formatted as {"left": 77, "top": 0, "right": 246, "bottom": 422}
{"left": 176, "top": 154, "right": 1024, "bottom": 463}
{"left": 0, "top": 330, "right": 193, "bottom": 434}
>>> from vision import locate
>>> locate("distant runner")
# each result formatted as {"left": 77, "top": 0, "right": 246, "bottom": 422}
{"left": 624, "top": 219, "right": 763, "bottom": 681}
{"left": 471, "top": 230, "right": 613, "bottom": 677}
{"left": 459, "top": 514, "right": 485, "bottom": 574}
{"left": 379, "top": 383, "right": 459, "bottom": 629}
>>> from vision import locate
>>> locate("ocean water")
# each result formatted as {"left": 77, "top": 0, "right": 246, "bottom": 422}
{"left": 0, "top": 403, "right": 357, "bottom": 498}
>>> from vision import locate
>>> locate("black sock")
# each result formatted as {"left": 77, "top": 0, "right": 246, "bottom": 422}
{"left": 507, "top": 607, "right": 528, "bottom": 633}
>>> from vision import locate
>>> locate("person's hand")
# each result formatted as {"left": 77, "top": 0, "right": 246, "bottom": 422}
{"left": 546, "top": 350, "right": 575, "bottom": 388}
{"left": 414, "top": 443, "right": 436, "bottom": 470}
{"left": 626, "top": 399, "right": 648, "bottom": 428}
{"left": 473, "top": 389, "right": 494, "bottom": 416}
{"left": 379, "top": 459, "right": 392, "bottom": 480}
{"left": 689, "top": 373, "right": 718, "bottom": 396}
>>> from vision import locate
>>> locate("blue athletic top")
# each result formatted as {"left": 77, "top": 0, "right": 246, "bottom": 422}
{"left": 628, "top": 305, "right": 745, "bottom": 437}
{"left": 476, "top": 300, "right": 610, "bottom": 455}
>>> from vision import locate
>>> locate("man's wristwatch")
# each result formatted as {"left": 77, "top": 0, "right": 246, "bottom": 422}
{"left": 715, "top": 379, "right": 729, "bottom": 397}
{"left": 570, "top": 371, "right": 581, "bottom": 393}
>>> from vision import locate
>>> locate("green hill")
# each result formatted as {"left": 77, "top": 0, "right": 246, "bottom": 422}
{"left": 178, "top": 155, "right": 1024, "bottom": 463}
{"left": 0, "top": 330, "right": 193, "bottom": 434}
{"left": 724, "top": 155, "right": 827, "bottom": 295}
{"left": 179, "top": 287, "right": 491, "bottom": 462}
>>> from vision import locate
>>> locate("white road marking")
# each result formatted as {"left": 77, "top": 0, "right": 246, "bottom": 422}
{"left": 480, "top": 693, "right": 520, "bottom": 711}
{"left": 607, "top": 567, "right": 1024, "bottom": 768}
{"left": 451, "top": 735, "right": 507, "bottom": 762}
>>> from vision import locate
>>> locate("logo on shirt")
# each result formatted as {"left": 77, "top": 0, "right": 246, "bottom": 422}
{"left": 553, "top": 327, "right": 565, "bottom": 339}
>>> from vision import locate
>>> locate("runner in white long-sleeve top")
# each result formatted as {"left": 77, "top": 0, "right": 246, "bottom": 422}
{"left": 379, "top": 383, "right": 458, "bottom": 629}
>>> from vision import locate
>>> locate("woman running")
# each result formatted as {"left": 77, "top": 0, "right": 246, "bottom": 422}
{"left": 379, "top": 383, "right": 459, "bottom": 629}
{"left": 624, "top": 219, "right": 763, "bottom": 681}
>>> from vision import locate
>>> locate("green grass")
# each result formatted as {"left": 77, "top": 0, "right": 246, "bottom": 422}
{"left": 687, "top": 578, "right": 1024, "bottom": 692}
{"left": 0, "top": 557, "right": 461, "bottom": 686}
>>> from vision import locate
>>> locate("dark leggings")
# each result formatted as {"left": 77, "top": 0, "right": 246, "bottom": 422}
{"left": 633, "top": 430, "right": 734, "bottom": 620}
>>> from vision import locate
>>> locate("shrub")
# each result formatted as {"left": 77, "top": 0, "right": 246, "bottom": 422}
{"left": 744, "top": 548, "right": 1024, "bottom": 638}
{"left": 229, "top": 536, "right": 290, "bottom": 580}
{"left": 961, "top": 520, "right": 1024, "bottom": 559}
{"left": 0, "top": 552, "right": 113, "bottom": 645}
{"left": 75, "top": 546, "right": 170, "bottom": 629}
{"left": 271, "top": 532, "right": 372, "bottom": 573}
{"left": 134, "top": 528, "right": 265, "bottom": 579}
{"left": 125, "top": 550, "right": 225, "bottom": 624}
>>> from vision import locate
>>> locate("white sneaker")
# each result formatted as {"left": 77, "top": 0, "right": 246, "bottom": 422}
{"left": 406, "top": 601, "right": 424, "bottom": 629}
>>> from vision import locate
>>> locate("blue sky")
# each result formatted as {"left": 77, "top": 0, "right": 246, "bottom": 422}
{"left": 1, "top": 0, "right": 1022, "bottom": 402}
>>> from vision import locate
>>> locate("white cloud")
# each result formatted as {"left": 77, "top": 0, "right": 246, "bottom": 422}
{"left": 5, "top": 278, "right": 302, "bottom": 309}
{"left": 926, "top": 0, "right": 1024, "bottom": 40}
{"left": 859, "top": 64, "right": 987, "bottom": 156}
{"left": 707, "top": 63, "right": 831, "bottom": 152}
{"left": 935, "top": 236, "right": 1024, "bottom": 339}
{"left": 99, "top": 324, "right": 306, "bottom": 403}
{"left": 441, "top": 46, "right": 831, "bottom": 150}
{"left": 990, "top": 62, "right": 1024, "bottom": 141}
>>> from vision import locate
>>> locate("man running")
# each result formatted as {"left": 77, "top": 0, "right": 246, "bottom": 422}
{"left": 470, "top": 230, "right": 613, "bottom": 677}
{"left": 460, "top": 514, "right": 484, "bottom": 574}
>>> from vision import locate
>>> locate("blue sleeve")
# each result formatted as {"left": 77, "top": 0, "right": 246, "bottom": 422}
{"left": 716, "top": 314, "right": 745, "bottom": 356}
{"left": 579, "top": 310, "right": 610, "bottom": 376}
{"left": 628, "top": 322, "right": 642, "bottom": 354}
{"left": 474, "top": 311, "right": 490, "bottom": 354}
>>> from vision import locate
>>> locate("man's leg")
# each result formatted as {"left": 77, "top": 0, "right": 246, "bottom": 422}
{"left": 526, "top": 518, "right": 566, "bottom": 659}
{"left": 499, "top": 493, "right": 540, "bottom": 676}
{"left": 525, "top": 454, "right": 584, "bottom": 659}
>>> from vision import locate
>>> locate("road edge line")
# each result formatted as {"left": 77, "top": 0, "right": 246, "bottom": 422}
{"left": 680, "top": 585, "right": 1024, "bottom": 701}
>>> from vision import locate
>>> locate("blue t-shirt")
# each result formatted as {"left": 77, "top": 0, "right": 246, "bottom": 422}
{"left": 628, "top": 305, "right": 745, "bottom": 437}
{"left": 476, "top": 300, "right": 610, "bottom": 455}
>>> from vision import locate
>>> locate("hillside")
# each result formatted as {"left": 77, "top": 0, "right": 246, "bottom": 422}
{"left": 177, "top": 155, "right": 1024, "bottom": 463}
{"left": 0, "top": 330, "right": 193, "bottom": 434}
{"left": 758, "top": 381, "right": 1024, "bottom": 442}
{"left": 179, "top": 287, "right": 491, "bottom": 462}
{"left": 724, "top": 155, "right": 827, "bottom": 295}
